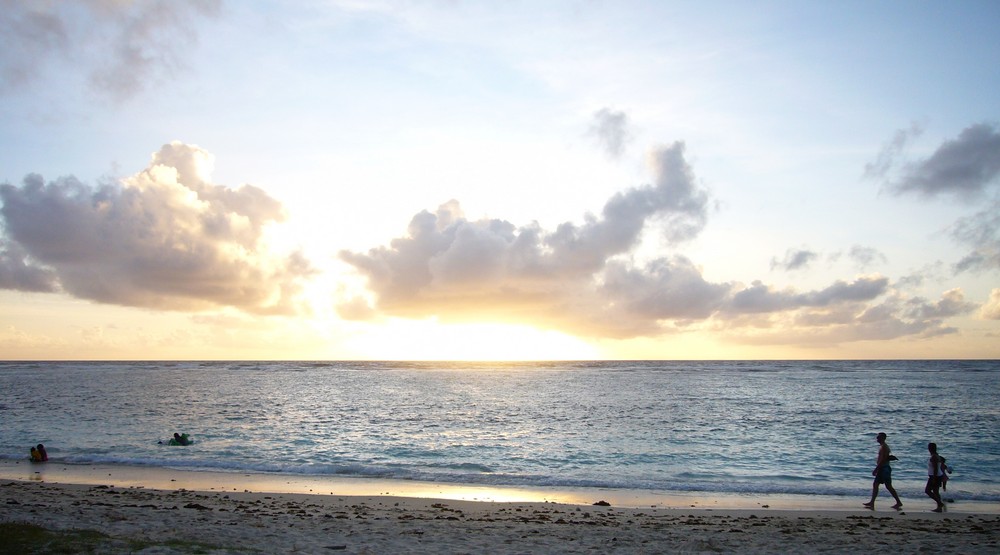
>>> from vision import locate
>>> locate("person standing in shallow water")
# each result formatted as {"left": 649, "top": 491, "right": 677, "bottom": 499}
{"left": 926, "top": 442, "right": 945, "bottom": 512}
{"left": 864, "top": 432, "right": 902, "bottom": 510}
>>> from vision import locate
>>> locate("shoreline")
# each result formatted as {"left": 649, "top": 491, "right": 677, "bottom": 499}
{"left": 3, "top": 461, "right": 999, "bottom": 553}
{"left": 2, "top": 458, "right": 998, "bottom": 514}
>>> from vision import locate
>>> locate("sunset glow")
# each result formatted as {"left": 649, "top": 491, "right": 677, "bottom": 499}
{"left": 349, "top": 321, "right": 601, "bottom": 362}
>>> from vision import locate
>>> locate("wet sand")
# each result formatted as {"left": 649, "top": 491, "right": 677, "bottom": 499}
{"left": 2, "top": 460, "right": 998, "bottom": 553}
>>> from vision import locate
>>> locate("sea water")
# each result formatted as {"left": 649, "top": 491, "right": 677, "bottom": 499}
{"left": 1, "top": 360, "right": 998, "bottom": 504}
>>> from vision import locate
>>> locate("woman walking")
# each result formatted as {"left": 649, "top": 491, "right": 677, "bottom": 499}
{"left": 925, "top": 442, "right": 945, "bottom": 512}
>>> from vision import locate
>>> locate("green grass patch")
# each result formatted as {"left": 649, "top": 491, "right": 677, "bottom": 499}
{"left": 0, "top": 521, "right": 241, "bottom": 554}
{"left": 0, "top": 522, "right": 114, "bottom": 554}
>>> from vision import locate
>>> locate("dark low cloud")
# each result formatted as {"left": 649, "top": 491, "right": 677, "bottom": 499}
{"left": 725, "top": 276, "right": 889, "bottom": 315}
{"left": 587, "top": 108, "right": 633, "bottom": 159}
{"left": 0, "top": 142, "right": 314, "bottom": 314}
{"left": 901, "top": 288, "right": 977, "bottom": 321}
{"left": 836, "top": 288, "right": 974, "bottom": 340}
{"left": 0, "top": 0, "right": 221, "bottom": 101}
{"left": 728, "top": 288, "right": 975, "bottom": 346}
{"left": 770, "top": 248, "right": 818, "bottom": 272}
{"left": 592, "top": 257, "right": 732, "bottom": 337}
{"left": 887, "top": 122, "right": 1000, "bottom": 200}
{"left": 0, "top": 239, "right": 57, "bottom": 292}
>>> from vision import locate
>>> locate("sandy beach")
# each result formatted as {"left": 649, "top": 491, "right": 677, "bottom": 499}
{"left": 2, "top": 461, "right": 998, "bottom": 554}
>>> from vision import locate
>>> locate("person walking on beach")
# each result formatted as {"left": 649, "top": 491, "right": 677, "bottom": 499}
{"left": 926, "top": 442, "right": 945, "bottom": 512}
{"left": 864, "top": 432, "right": 902, "bottom": 510}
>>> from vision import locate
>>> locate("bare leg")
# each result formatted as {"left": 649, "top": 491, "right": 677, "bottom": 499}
{"left": 886, "top": 484, "right": 902, "bottom": 509}
{"left": 926, "top": 478, "right": 944, "bottom": 511}
{"left": 864, "top": 483, "right": 878, "bottom": 507}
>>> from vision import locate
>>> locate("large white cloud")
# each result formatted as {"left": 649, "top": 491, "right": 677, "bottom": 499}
{"left": 0, "top": 142, "right": 314, "bottom": 314}
{"left": 341, "top": 140, "right": 974, "bottom": 342}
{"left": 982, "top": 289, "right": 1000, "bottom": 320}
{"left": 340, "top": 142, "right": 718, "bottom": 337}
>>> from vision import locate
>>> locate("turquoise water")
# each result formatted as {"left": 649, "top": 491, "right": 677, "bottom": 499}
{"left": 1, "top": 360, "right": 998, "bottom": 503}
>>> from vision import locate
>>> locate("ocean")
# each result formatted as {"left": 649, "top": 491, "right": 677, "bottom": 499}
{"left": 1, "top": 360, "right": 998, "bottom": 504}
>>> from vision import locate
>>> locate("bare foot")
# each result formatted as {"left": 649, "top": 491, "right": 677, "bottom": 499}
{"left": 892, "top": 503, "right": 903, "bottom": 510}
{"left": 932, "top": 507, "right": 943, "bottom": 513}
{"left": 863, "top": 502, "right": 874, "bottom": 509}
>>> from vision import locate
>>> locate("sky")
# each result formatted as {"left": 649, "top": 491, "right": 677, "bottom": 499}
{"left": 1, "top": 0, "right": 999, "bottom": 360}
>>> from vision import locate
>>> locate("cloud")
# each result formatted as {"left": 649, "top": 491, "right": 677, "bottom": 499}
{"left": 863, "top": 122, "right": 923, "bottom": 180}
{"left": 887, "top": 122, "right": 1000, "bottom": 200}
{"left": 771, "top": 246, "right": 887, "bottom": 273}
{"left": 902, "top": 288, "right": 977, "bottom": 320}
{"left": 0, "top": 0, "right": 221, "bottom": 101}
{"left": 587, "top": 108, "right": 633, "bottom": 159}
{"left": 848, "top": 289, "right": 975, "bottom": 340}
{"left": 0, "top": 239, "right": 57, "bottom": 292}
{"left": 950, "top": 200, "right": 1000, "bottom": 273}
{"left": 726, "top": 287, "right": 975, "bottom": 346}
{"left": 725, "top": 276, "right": 889, "bottom": 315}
{"left": 770, "top": 248, "right": 818, "bottom": 272}
{"left": 340, "top": 142, "right": 717, "bottom": 337}
{"left": 595, "top": 257, "right": 732, "bottom": 336}
{"left": 341, "top": 139, "right": 967, "bottom": 345}
{"left": 827, "top": 298, "right": 961, "bottom": 341}
{"left": 982, "top": 289, "right": 1000, "bottom": 320}
{"left": 0, "top": 142, "right": 314, "bottom": 314}
{"left": 0, "top": 0, "right": 69, "bottom": 92}
{"left": 871, "top": 123, "right": 1000, "bottom": 273}
{"left": 848, "top": 245, "right": 888, "bottom": 271}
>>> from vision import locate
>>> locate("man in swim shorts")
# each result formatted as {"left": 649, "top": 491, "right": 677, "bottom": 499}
{"left": 864, "top": 432, "right": 902, "bottom": 509}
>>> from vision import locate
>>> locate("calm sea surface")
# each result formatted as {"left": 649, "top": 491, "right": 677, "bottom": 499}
{"left": 1, "top": 360, "right": 998, "bottom": 503}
